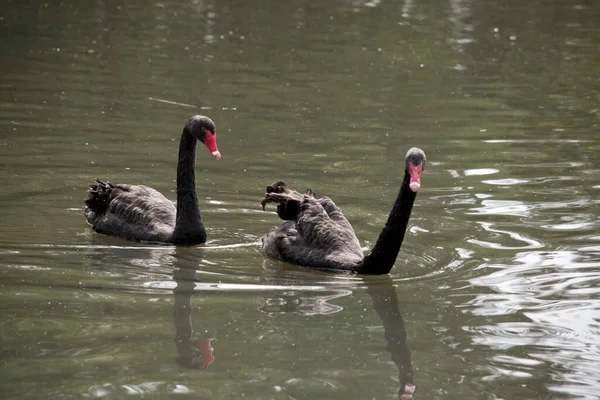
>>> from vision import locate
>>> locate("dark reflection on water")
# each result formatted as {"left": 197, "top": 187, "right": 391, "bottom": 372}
{"left": 365, "top": 276, "right": 416, "bottom": 399}
{"left": 170, "top": 250, "right": 416, "bottom": 399}
{"left": 38, "top": 245, "right": 420, "bottom": 399}
{"left": 172, "top": 255, "right": 217, "bottom": 371}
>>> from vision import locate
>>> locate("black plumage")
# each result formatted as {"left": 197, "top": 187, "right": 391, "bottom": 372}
{"left": 261, "top": 147, "right": 426, "bottom": 274}
{"left": 84, "top": 115, "right": 221, "bottom": 244}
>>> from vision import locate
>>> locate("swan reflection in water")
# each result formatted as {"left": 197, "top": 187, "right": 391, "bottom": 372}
{"left": 171, "top": 254, "right": 416, "bottom": 399}
{"left": 83, "top": 241, "right": 415, "bottom": 398}
{"left": 173, "top": 260, "right": 217, "bottom": 370}
{"left": 364, "top": 275, "right": 416, "bottom": 399}
{"left": 259, "top": 262, "right": 416, "bottom": 399}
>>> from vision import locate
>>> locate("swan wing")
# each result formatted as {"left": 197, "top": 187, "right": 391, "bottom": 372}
{"left": 316, "top": 196, "right": 360, "bottom": 242}
{"left": 263, "top": 221, "right": 337, "bottom": 268}
{"left": 297, "top": 197, "right": 362, "bottom": 257}
{"left": 85, "top": 181, "right": 176, "bottom": 242}
{"left": 261, "top": 187, "right": 363, "bottom": 270}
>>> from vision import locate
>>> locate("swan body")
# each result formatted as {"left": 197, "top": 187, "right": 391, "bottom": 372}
{"left": 261, "top": 147, "right": 426, "bottom": 274}
{"left": 84, "top": 115, "right": 221, "bottom": 244}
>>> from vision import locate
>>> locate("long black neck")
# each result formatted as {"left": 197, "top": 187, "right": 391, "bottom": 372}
{"left": 172, "top": 128, "right": 206, "bottom": 243}
{"left": 359, "top": 171, "right": 416, "bottom": 274}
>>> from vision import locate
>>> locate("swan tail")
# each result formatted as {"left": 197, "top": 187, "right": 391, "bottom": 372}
{"left": 84, "top": 178, "right": 115, "bottom": 223}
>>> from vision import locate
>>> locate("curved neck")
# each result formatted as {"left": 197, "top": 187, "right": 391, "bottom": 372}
{"left": 172, "top": 128, "right": 205, "bottom": 243}
{"left": 359, "top": 171, "right": 416, "bottom": 274}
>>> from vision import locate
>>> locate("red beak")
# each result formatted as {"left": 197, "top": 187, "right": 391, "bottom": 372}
{"left": 408, "top": 162, "right": 423, "bottom": 192}
{"left": 203, "top": 129, "right": 221, "bottom": 159}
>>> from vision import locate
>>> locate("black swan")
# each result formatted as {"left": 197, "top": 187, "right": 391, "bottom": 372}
{"left": 84, "top": 115, "right": 221, "bottom": 244}
{"left": 260, "top": 147, "right": 426, "bottom": 274}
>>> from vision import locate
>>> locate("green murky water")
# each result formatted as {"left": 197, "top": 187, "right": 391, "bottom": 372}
{"left": 1, "top": 0, "right": 600, "bottom": 399}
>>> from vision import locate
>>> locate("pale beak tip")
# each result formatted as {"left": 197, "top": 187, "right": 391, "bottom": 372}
{"left": 409, "top": 182, "right": 420, "bottom": 192}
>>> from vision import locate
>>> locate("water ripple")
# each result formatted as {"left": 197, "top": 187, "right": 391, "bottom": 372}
{"left": 470, "top": 251, "right": 600, "bottom": 302}
{"left": 483, "top": 139, "right": 585, "bottom": 144}
{"left": 469, "top": 200, "right": 531, "bottom": 217}
{"left": 468, "top": 222, "right": 543, "bottom": 250}
{"left": 464, "top": 168, "right": 500, "bottom": 176}
{"left": 482, "top": 178, "right": 530, "bottom": 186}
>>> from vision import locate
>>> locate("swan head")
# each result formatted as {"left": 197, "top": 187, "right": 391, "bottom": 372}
{"left": 186, "top": 115, "right": 221, "bottom": 159}
{"left": 405, "top": 147, "right": 426, "bottom": 192}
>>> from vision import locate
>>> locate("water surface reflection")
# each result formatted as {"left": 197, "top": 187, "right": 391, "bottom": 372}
{"left": 169, "top": 250, "right": 416, "bottom": 398}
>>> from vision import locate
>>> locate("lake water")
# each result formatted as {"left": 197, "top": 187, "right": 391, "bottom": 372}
{"left": 1, "top": 0, "right": 600, "bottom": 399}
